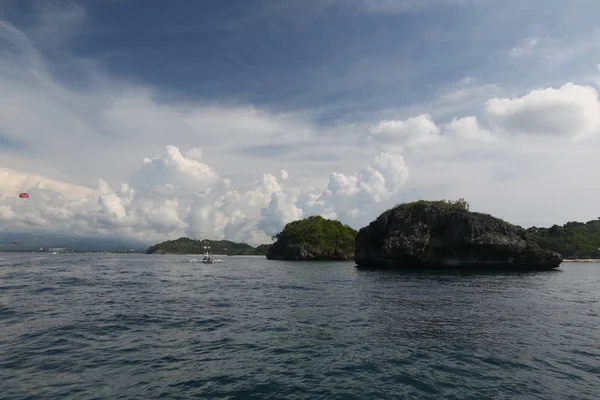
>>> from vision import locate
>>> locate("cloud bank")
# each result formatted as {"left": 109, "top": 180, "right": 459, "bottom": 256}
{"left": 0, "top": 146, "right": 409, "bottom": 245}
{"left": 4, "top": 78, "right": 600, "bottom": 246}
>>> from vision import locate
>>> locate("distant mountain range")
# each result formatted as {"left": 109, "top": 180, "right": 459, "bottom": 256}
{"left": 0, "top": 231, "right": 149, "bottom": 252}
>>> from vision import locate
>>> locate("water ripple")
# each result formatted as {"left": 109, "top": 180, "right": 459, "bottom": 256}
{"left": 0, "top": 254, "right": 599, "bottom": 399}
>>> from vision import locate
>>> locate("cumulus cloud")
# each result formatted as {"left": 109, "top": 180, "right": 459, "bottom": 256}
{"left": 486, "top": 83, "right": 600, "bottom": 139}
{"left": 369, "top": 114, "right": 442, "bottom": 150}
{"left": 442, "top": 116, "right": 496, "bottom": 143}
{"left": 366, "top": 112, "right": 498, "bottom": 154}
{"left": 367, "top": 82, "right": 600, "bottom": 149}
{"left": 129, "top": 145, "right": 220, "bottom": 196}
{"left": 0, "top": 146, "right": 410, "bottom": 245}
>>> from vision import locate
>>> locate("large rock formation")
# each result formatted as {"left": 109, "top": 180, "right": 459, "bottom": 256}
{"left": 266, "top": 216, "right": 356, "bottom": 261}
{"left": 354, "top": 200, "right": 562, "bottom": 269}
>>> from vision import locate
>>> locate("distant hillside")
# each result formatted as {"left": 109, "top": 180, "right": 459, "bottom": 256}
{"left": 527, "top": 219, "right": 600, "bottom": 259}
{"left": 145, "top": 237, "right": 271, "bottom": 255}
{"left": 0, "top": 231, "right": 148, "bottom": 252}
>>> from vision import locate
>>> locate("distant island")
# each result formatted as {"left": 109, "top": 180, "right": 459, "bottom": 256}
{"left": 266, "top": 215, "right": 357, "bottom": 260}
{"left": 0, "top": 232, "right": 148, "bottom": 253}
{"left": 526, "top": 220, "right": 600, "bottom": 259}
{"left": 355, "top": 199, "right": 562, "bottom": 269}
{"left": 145, "top": 237, "right": 271, "bottom": 256}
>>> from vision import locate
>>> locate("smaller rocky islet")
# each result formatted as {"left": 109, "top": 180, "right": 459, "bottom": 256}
{"left": 265, "top": 216, "right": 356, "bottom": 261}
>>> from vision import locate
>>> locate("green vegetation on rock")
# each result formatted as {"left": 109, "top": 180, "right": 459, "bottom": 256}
{"left": 145, "top": 237, "right": 271, "bottom": 255}
{"left": 527, "top": 219, "right": 600, "bottom": 259}
{"left": 267, "top": 215, "right": 357, "bottom": 260}
{"left": 398, "top": 198, "right": 471, "bottom": 212}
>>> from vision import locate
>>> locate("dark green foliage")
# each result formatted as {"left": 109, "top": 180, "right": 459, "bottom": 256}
{"left": 399, "top": 198, "right": 470, "bottom": 212}
{"left": 146, "top": 237, "right": 271, "bottom": 255}
{"left": 527, "top": 219, "right": 600, "bottom": 258}
{"left": 254, "top": 244, "right": 271, "bottom": 254}
{"left": 272, "top": 215, "right": 357, "bottom": 253}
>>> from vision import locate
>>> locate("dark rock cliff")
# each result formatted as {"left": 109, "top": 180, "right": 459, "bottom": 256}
{"left": 354, "top": 202, "right": 562, "bottom": 269}
{"left": 265, "top": 242, "right": 353, "bottom": 261}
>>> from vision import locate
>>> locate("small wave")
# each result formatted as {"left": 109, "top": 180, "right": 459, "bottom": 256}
{"left": 277, "top": 284, "right": 319, "bottom": 291}
{"left": 0, "top": 284, "right": 28, "bottom": 290}
{"left": 0, "top": 304, "right": 18, "bottom": 318}
{"left": 0, "top": 254, "right": 599, "bottom": 399}
{"left": 33, "top": 287, "right": 56, "bottom": 293}
{"left": 57, "top": 277, "right": 94, "bottom": 287}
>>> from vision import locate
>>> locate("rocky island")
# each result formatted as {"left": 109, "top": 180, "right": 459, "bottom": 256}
{"left": 354, "top": 199, "right": 563, "bottom": 269}
{"left": 266, "top": 216, "right": 357, "bottom": 261}
{"left": 146, "top": 237, "right": 271, "bottom": 256}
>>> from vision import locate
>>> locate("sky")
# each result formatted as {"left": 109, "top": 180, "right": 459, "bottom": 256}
{"left": 1, "top": 0, "right": 600, "bottom": 245}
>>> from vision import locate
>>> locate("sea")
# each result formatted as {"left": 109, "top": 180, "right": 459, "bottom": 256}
{"left": 1, "top": 253, "right": 599, "bottom": 399}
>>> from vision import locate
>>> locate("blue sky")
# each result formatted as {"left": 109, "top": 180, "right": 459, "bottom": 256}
{"left": 5, "top": 0, "right": 599, "bottom": 122}
{"left": 1, "top": 0, "right": 600, "bottom": 243}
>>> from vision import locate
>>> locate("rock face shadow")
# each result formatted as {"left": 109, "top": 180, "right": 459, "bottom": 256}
{"left": 354, "top": 201, "right": 563, "bottom": 271}
{"left": 354, "top": 263, "right": 562, "bottom": 275}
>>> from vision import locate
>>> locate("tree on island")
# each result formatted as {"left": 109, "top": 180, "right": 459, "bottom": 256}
{"left": 397, "top": 198, "right": 470, "bottom": 212}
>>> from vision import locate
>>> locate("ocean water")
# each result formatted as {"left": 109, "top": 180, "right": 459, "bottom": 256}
{"left": 1, "top": 253, "right": 599, "bottom": 399}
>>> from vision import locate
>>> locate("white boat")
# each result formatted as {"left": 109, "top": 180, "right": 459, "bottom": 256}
{"left": 201, "top": 244, "right": 214, "bottom": 264}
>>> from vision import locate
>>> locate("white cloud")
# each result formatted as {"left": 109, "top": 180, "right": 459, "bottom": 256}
{"left": 0, "top": 168, "right": 96, "bottom": 201}
{"left": 369, "top": 114, "right": 441, "bottom": 150}
{"left": 486, "top": 83, "right": 600, "bottom": 139}
{"left": 509, "top": 37, "right": 540, "bottom": 58}
{"left": 366, "top": 112, "right": 498, "bottom": 154}
{"left": 442, "top": 116, "right": 496, "bottom": 143}
{"left": 129, "top": 145, "right": 220, "bottom": 196}
{"left": 0, "top": 145, "right": 410, "bottom": 245}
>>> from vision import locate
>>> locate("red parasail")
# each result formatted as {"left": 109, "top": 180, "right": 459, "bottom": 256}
{"left": 12, "top": 242, "right": 16, "bottom": 245}
{"left": 19, "top": 192, "right": 29, "bottom": 199}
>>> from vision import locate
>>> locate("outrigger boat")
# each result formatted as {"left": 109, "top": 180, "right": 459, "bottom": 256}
{"left": 201, "top": 245, "right": 214, "bottom": 264}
